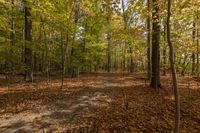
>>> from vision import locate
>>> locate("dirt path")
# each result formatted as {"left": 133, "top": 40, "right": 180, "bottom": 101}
{"left": 1, "top": 73, "right": 199, "bottom": 132}
{"left": 0, "top": 74, "right": 125, "bottom": 133}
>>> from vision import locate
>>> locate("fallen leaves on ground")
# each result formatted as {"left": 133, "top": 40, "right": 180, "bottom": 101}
{"left": 0, "top": 73, "right": 200, "bottom": 132}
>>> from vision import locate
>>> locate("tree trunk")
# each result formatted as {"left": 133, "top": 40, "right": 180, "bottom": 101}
{"left": 106, "top": 34, "right": 111, "bottom": 72}
{"left": 192, "top": 22, "right": 196, "bottom": 75}
{"left": 163, "top": 24, "right": 167, "bottom": 76}
{"left": 147, "top": 0, "right": 151, "bottom": 79}
{"left": 70, "top": 0, "right": 79, "bottom": 77}
{"left": 197, "top": 18, "right": 199, "bottom": 78}
{"left": 123, "top": 47, "right": 126, "bottom": 71}
{"left": 150, "top": 0, "right": 161, "bottom": 89}
{"left": 114, "top": 47, "right": 118, "bottom": 71}
{"left": 65, "top": 31, "right": 69, "bottom": 74}
{"left": 61, "top": 32, "right": 65, "bottom": 89}
{"left": 181, "top": 54, "right": 189, "bottom": 76}
{"left": 24, "top": 0, "right": 33, "bottom": 82}
{"left": 122, "top": 0, "right": 134, "bottom": 73}
{"left": 10, "top": 0, "right": 15, "bottom": 74}
{"left": 106, "top": 0, "right": 112, "bottom": 73}
{"left": 33, "top": 52, "right": 37, "bottom": 73}
{"left": 167, "top": 0, "right": 180, "bottom": 132}
{"left": 130, "top": 47, "right": 134, "bottom": 73}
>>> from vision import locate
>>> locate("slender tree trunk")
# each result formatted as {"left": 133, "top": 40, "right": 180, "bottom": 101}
{"left": 122, "top": 0, "right": 134, "bottom": 73}
{"left": 167, "top": 0, "right": 180, "bottom": 132}
{"left": 114, "top": 47, "right": 117, "bottom": 71}
{"left": 81, "top": 22, "right": 87, "bottom": 73}
{"left": 163, "top": 25, "right": 167, "bottom": 76}
{"left": 44, "top": 32, "right": 49, "bottom": 84}
{"left": 10, "top": 0, "right": 15, "bottom": 74}
{"left": 42, "top": 22, "right": 50, "bottom": 84}
{"left": 24, "top": 0, "right": 33, "bottom": 82}
{"left": 65, "top": 31, "right": 69, "bottom": 74}
{"left": 123, "top": 47, "right": 126, "bottom": 71}
{"left": 33, "top": 52, "right": 38, "bottom": 73}
{"left": 192, "top": 22, "right": 196, "bottom": 75}
{"left": 70, "top": 0, "right": 79, "bottom": 77}
{"left": 130, "top": 47, "right": 134, "bottom": 73}
{"left": 37, "top": 21, "right": 42, "bottom": 73}
{"left": 181, "top": 54, "right": 189, "bottom": 76}
{"left": 61, "top": 32, "right": 65, "bottom": 89}
{"left": 150, "top": 0, "right": 161, "bottom": 89}
{"left": 105, "top": 0, "right": 112, "bottom": 73}
{"left": 106, "top": 34, "right": 111, "bottom": 72}
{"left": 70, "top": 33, "right": 75, "bottom": 77}
{"left": 176, "top": 55, "right": 181, "bottom": 73}
{"left": 147, "top": 0, "right": 151, "bottom": 79}
{"left": 41, "top": 49, "right": 45, "bottom": 73}
{"left": 197, "top": 18, "right": 199, "bottom": 78}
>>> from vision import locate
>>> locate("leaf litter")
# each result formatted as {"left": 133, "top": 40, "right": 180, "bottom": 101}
{"left": 0, "top": 73, "right": 200, "bottom": 132}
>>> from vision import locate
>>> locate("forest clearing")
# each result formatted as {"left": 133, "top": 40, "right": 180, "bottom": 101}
{"left": 1, "top": 0, "right": 200, "bottom": 132}
{"left": 0, "top": 73, "right": 200, "bottom": 132}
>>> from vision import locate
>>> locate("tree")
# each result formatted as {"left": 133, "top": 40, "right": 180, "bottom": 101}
{"left": 192, "top": 22, "right": 196, "bottom": 75}
{"left": 163, "top": 24, "right": 167, "bottom": 76}
{"left": 147, "top": 0, "right": 151, "bottom": 79}
{"left": 197, "top": 15, "right": 199, "bottom": 77}
{"left": 166, "top": 0, "right": 180, "bottom": 132}
{"left": 24, "top": 0, "right": 33, "bottom": 82}
{"left": 70, "top": 0, "right": 79, "bottom": 77}
{"left": 61, "top": 32, "right": 65, "bottom": 89}
{"left": 10, "top": 0, "right": 15, "bottom": 74}
{"left": 104, "top": 0, "right": 112, "bottom": 73}
{"left": 150, "top": 0, "right": 161, "bottom": 89}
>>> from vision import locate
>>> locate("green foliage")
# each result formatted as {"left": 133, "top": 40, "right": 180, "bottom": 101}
{"left": 0, "top": 0, "right": 200, "bottom": 74}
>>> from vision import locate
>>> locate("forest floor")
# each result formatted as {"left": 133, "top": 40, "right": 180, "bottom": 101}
{"left": 0, "top": 73, "right": 200, "bottom": 133}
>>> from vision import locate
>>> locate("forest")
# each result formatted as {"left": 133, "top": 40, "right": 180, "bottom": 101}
{"left": 0, "top": 0, "right": 200, "bottom": 132}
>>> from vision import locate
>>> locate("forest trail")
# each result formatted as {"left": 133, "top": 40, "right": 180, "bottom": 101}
{"left": 0, "top": 73, "right": 200, "bottom": 132}
{"left": 0, "top": 73, "right": 138, "bottom": 132}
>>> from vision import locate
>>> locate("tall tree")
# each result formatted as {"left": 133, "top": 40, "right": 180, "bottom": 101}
{"left": 192, "top": 22, "right": 196, "bottom": 75}
{"left": 150, "top": 0, "right": 161, "bottom": 89}
{"left": 122, "top": 0, "right": 134, "bottom": 73}
{"left": 147, "top": 0, "right": 151, "bottom": 79}
{"left": 105, "top": 0, "right": 112, "bottom": 73}
{"left": 24, "top": 0, "right": 33, "bottom": 82}
{"left": 61, "top": 32, "right": 65, "bottom": 89}
{"left": 197, "top": 15, "right": 199, "bottom": 78}
{"left": 10, "top": 0, "right": 15, "bottom": 74}
{"left": 163, "top": 24, "right": 167, "bottom": 76}
{"left": 70, "top": 0, "right": 79, "bottom": 77}
{"left": 167, "top": 0, "right": 180, "bottom": 132}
